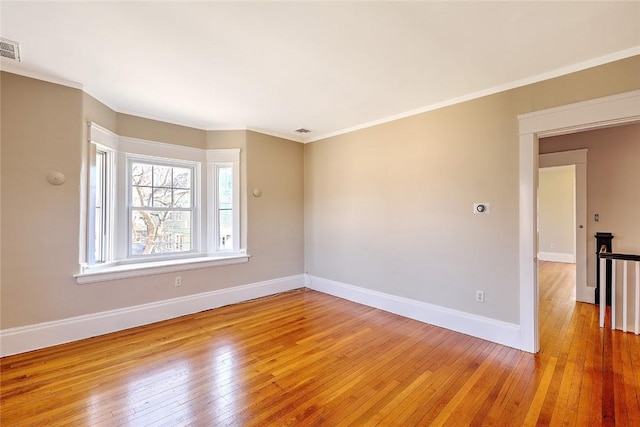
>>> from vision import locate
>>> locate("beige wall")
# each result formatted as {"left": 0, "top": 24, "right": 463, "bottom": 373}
{"left": 246, "top": 131, "right": 305, "bottom": 278}
{"left": 540, "top": 123, "right": 640, "bottom": 288}
{"left": 305, "top": 56, "right": 640, "bottom": 324}
{"left": 538, "top": 167, "right": 575, "bottom": 257}
{"left": 2, "top": 55, "right": 639, "bottom": 331}
{"left": 117, "top": 113, "right": 207, "bottom": 149}
{"left": 83, "top": 92, "right": 117, "bottom": 132}
{"left": 1, "top": 72, "right": 304, "bottom": 329}
{"left": 1, "top": 73, "right": 84, "bottom": 328}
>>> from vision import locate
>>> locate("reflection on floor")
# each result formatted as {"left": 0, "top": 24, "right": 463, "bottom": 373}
{"left": 1, "top": 262, "right": 639, "bottom": 425}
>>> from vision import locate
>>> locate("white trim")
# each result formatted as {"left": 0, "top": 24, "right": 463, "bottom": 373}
{"left": 307, "top": 48, "right": 640, "bottom": 143}
{"left": 246, "top": 127, "right": 307, "bottom": 144}
{"left": 125, "top": 155, "right": 200, "bottom": 258}
{"left": 538, "top": 252, "right": 576, "bottom": 264}
{"left": 539, "top": 149, "right": 588, "bottom": 167}
{"left": 519, "top": 89, "right": 640, "bottom": 135}
{"left": 0, "top": 64, "right": 84, "bottom": 89}
{"left": 207, "top": 149, "right": 241, "bottom": 252}
{"left": 206, "top": 148, "right": 240, "bottom": 163}
{"left": 307, "top": 275, "right": 521, "bottom": 350}
{"left": 519, "top": 89, "right": 640, "bottom": 353}
{"left": 83, "top": 125, "right": 244, "bottom": 274}
{"left": 119, "top": 135, "right": 206, "bottom": 162}
{"left": 75, "top": 254, "right": 250, "bottom": 284}
{"left": 519, "top": 133, "right": 539, "bottom": 353}
{"left": 538, "top": 164, "right": 575, "bottom": 173}
{"left": 7, "top": 47, "right": 639, "bottom": 145}
{"left": 90, "top": 122, "right": 119, "bottom": 150}
{"left": 0, "top": 274, "right": 304, "bottom": 357}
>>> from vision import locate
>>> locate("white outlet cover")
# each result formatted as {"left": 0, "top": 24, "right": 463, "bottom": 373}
{"left": 473, "top": 203, "right": 490, "bottom": 214}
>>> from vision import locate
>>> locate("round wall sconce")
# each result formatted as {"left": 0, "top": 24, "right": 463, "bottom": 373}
{"left": 252, "top": 188, "right": 263, "bottom": 198}
{"left": 47, "top": 171, "right": 66, "bottom": 185}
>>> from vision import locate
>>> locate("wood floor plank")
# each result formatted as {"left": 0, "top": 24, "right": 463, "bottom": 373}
{"left": 429, "top": 344, "right": 506, "bottom": 426}
{"left": 523, "top": 355, "right": 559, "bottom": 425}
{"left": 403, "top": 340, "right": 494, "bottom": 425}
{"left": 2, "top": 262, "right": 640, "bottom": 425}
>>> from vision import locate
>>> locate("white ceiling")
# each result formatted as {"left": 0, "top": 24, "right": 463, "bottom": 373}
{"left": 1, "top": 1, "right": 639, "bottom": 143}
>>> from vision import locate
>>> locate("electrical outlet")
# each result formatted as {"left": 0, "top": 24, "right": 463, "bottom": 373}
{"left": 475, "top": 290, "right": 485, "bottom": 303}
{"left": 550, "top": 242, "right": 555, "bottom": 249}
{"left": 175, "top": 276, "right": 182, "bottom": 287}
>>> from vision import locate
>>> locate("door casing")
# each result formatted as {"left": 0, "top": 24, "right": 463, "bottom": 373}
{"left": 518, "top": 90, "right": 640, "bottom": 353}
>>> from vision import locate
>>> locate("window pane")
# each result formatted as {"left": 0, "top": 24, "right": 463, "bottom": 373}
{"left": 218, "top": 167, "right": 232, "bottom": 250}
{"left": 131, "top": 186, "right": 152, "bottom": 207}
{"left": 129, "top": 160, "right": 194, "bottom": 257}
{"left": 218, "top": 167, "right": 232, "bottom": 209}
{"left": 219, "top": 209, "right": 232, "bottom": 250}
{"left": 131, "top": 162, "right": 193, "bottom": 209}
{"left": 153, "top": 165, "right": 173, "bottom": 188}
{"left": 94, "top": 151, "right": 106, "bottom": 263}
{"left": 152, "top": 187, "right": 172, "bottom": 207}
{"left": 173, "top": 167, "right": 191, "bottom": 189}
{"left": 131, "top": 163, "right": 152, "bottom": 186}
{"left": 131, "top": 210, "right": 191, "bottom": 255}
{"left": 174, "top": 189, "right": 191, "bottom": 208}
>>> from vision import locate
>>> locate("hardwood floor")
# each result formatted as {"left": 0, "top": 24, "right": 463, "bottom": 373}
{"left": 2, "top": 262, "right": 639, "bottom": 425}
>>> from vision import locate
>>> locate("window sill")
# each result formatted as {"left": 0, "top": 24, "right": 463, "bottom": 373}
{"left": 75, "top": 254, "right": 250, "bottom": 284}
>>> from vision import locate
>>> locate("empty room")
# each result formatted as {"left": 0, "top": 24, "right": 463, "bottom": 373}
{"left": 1, "top": 1, "right": 640, "bottom": 425}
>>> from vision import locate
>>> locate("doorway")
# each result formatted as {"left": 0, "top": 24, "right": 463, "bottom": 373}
{"left": 517, "top": 89, "right": 640, "bottom": 353}
{"left": 538, "top": 165, "right": 576, "bottom": 265}
{"left": 538, "top": 151, "right": 589, "bottom": 304}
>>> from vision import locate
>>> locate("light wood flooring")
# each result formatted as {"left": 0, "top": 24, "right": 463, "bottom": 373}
{"left": 2, "top": 262, "right": 640, "bottom": 425}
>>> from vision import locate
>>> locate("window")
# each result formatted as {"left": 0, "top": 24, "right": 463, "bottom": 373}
{"left": 94, "top": 148, "right": 108, "bottom": 263}
{"left": 78, "top": 123, "right": 246, "bottom": 284}
{"left": 89, "top": 143, "right": 113, "bottom": 266}
{"left": 216, "top": 165, "right": 234, "bottom": 250}
{"left": 129, "top": 160, "right": 195, "bottom": 256}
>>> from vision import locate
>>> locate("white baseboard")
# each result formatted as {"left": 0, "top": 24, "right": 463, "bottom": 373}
{"left": 538, "top": 252, "right": 575, "bottom": 263}
{"left": 0, "top": 274, "right": 304, "bottom": 357}
{"left": 306, "top": 275, "right": 522, "bottom": 350}
{"left": 1, "top": 273, "right": 525, "bottom": 356}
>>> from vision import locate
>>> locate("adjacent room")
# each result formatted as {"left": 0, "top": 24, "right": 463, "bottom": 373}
{"left": 1, "top": 1, "right": 639, "bottom": 425}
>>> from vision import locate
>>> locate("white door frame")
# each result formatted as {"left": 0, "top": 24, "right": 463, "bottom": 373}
{"left": 539, "top": 151, "right": 589, "bottom": 302}
{"left": 518, "top": 89, "right": 640, "bottom": 353}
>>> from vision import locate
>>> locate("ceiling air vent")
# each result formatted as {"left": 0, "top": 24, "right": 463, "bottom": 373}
{"left": 294, "top": 128, "right": 311, "bottom": 134}
{"left": 0, "top": 38, "right": 21, "bottom": 62}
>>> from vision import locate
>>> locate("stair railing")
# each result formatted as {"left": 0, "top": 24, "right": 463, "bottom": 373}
{"left": 599, "top": 248, "right": 640, "bottom": 334}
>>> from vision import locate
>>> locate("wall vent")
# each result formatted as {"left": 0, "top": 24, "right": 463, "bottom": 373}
{"left": 1, "top": 38, "right": 21, "bottom": 62}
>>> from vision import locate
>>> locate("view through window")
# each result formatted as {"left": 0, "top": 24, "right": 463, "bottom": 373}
{"left": 129, "top": 161, "right": 194, "bottom": 256}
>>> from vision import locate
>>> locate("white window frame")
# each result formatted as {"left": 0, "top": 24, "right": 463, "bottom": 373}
{"left": 93, "top": 145, "right": 113, "bottom": 264}
{"left": 208, "top": 149, "right": 241, "bottom": 254}
{"left": 126, "top": 156, "right": 199, "bottom": 259}
{"left": 77, "top": 123, "right": 247, "bottom": 284}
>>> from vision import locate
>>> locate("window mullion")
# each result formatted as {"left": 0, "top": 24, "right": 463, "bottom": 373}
{"left": 128, "top": 158, "right": 195, "bottom": 257}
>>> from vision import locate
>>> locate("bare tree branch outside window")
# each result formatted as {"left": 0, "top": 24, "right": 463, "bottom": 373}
{"left": 130, "top": 162, "right": 193, "bottom": 255}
